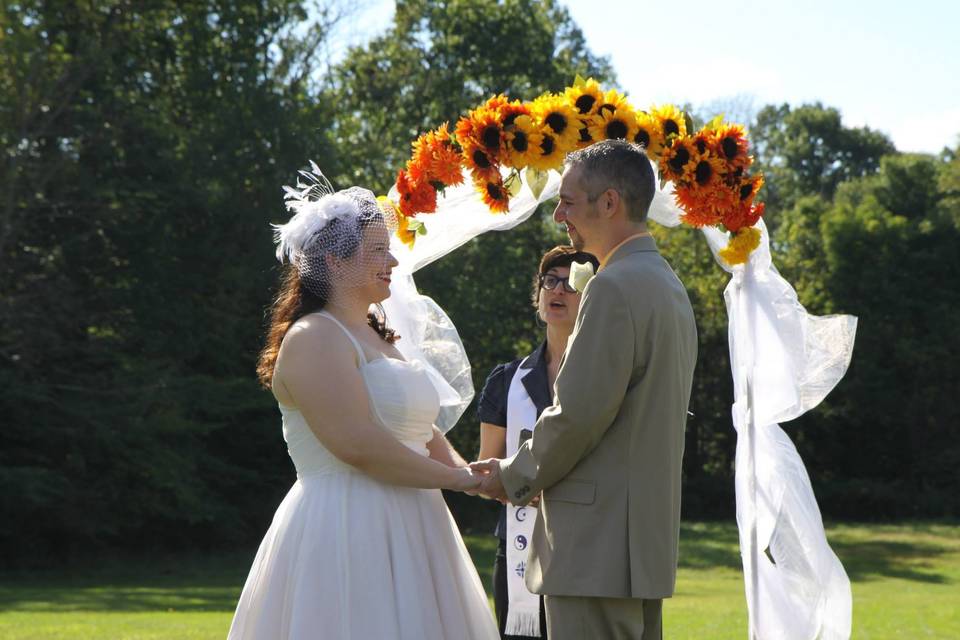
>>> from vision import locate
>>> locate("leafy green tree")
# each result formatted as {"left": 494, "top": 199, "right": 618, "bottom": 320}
{"left": 774, "top": 152, "right": 960, "bottom": 517}
{"left": 0, "top": 0, "right": 335, "bottom": 563}
{"left": 752, "top": 103, "right": 897, "bottom": 218}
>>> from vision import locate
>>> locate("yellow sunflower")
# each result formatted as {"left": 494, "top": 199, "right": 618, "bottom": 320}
{"left": 504, "top": 114, "right": 543, "bottom": 170}
{"left": 564, "top": 77, "right": 604, "bottom": 116}
{"left": 633, "top": 111, "right": 664, "bottom": 159}
{"left": 587, "top": 104, "right": 639, "bottom": 142}
{"left": 394, "top": 211, "right": 418, "bottom": 248}
{"left": 498, "top": 99, "right": 531, "bottom": 129}
{"left": 530, "top": 94, "right": 581, "bottom": 152}
{"left": 650, "top": 104, "right": 687, "bottom": 140}
{"left": 595, "top": 89, "right": 630, "bottom": 120}
{"left": 527, "top": 132, "right": 566, "bottom": 172}
{"left": 690, "top": 152, "right": 727, "bottom": 188}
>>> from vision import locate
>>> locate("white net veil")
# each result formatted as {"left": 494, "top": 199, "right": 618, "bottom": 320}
{"left": 275, "top": 167, "right": 395, "bottom": 310}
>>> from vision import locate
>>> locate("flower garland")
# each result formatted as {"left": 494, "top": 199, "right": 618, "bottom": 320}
{"left": 381, "top": 76, "right": 765, "bottom": 265}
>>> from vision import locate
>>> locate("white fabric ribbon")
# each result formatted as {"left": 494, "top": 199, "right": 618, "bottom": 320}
{"left": 504, "top": 358, "right": 541, "bottom": 638}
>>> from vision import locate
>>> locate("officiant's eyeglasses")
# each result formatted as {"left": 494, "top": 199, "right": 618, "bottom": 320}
{"left": 539, "top": 273, "right": 578, "bottom": 294}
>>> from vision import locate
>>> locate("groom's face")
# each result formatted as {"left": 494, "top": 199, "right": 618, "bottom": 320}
{"left": 554, "top": 165, "right": 599, "bottom": 253}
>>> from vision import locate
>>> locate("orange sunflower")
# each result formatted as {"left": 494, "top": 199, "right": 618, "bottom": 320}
{"left": 711, "top": 123, "right": 752, "bottom": 172}
{"left": 475, "top": 174, "right": 510, "bottom": 213}
{"left": 461, "top": 140, "right": 502, "bottom": 185}
{"left": 660, "top": 137, "right": 698, "bottom": 183}
{"left": 455, "top": 106, "right": 504, "bottom": 157}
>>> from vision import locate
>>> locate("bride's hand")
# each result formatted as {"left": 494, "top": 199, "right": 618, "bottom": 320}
{"left": 446, "top": 467, "right": 483, "bottom": 494}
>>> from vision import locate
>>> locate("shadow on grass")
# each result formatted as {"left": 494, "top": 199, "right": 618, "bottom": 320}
{"left": 677, "top": 521, "right": 960, "bottom": 585}
{"left": 0, "top": 552, "right": 250, "bottom": 613}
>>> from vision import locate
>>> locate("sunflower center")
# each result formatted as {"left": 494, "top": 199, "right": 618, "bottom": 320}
{"left": 668, "top": 146, "right": 690, "bottom": 174}
{"left": 606, "top": 119, "right": 628, "bottom": 139}
{"left": 546, "top": 112, "right": 567, "bottom": 134}
{"left": 695, "top": 139, "right": 707, "bottom": 154}
{"left": 482, "top": 125, "right": 501, "bottom": 150}
{"left": 487, "top": 182, "right": 504, "bottom": 200}
{"left": 722, "top": 136, "right": 739, "bottom": 159}
{"left": 472, "top": 148, "right": 491, "bottom": 169}
{"left": 575, "top": 94, "right": 596, "bottom": 114}
{"left": 511, "top": 132, "right": 529, "bottom": 153}
{"left": 541, "top": 135, "right": 555, "bottom": 155}
{"left": 598, "top": 104, "right": 615, "bottom": 118}
{"left": 634, "top": 129, "right": 650, "bottom": 147}
{"left": 503, "top": 113, "right": 520, "bottom": 128}
{"left": 579, "top": 126, "right": 592, "bottom": 143}
{"left": 663, "top": 119, "right": 680, "bottom": 137}
{"left": 740, "top": 182, "right": 754, "bottom": 200}
{"left": 695, "top": 160, "right": 713, "bottom": 185}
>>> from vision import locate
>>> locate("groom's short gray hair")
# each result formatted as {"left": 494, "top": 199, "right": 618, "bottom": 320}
{"left": 565, "top": 139, "right": 655, "bottom": 222}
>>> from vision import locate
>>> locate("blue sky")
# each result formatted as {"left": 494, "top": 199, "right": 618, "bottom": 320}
{"left": 330, "top": 0, "right": 960, "bottom": 153}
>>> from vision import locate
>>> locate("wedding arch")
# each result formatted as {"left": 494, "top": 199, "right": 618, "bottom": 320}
{"left": 359, "top": 77, "right": 857, "bottom": 640}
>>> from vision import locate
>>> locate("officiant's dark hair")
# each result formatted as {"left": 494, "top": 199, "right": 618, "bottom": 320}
{"left": 565, "top": 139, "right": 655, "bottom": 222}
{"left": 531, "top": 245, "right": 600, "bottom": 307}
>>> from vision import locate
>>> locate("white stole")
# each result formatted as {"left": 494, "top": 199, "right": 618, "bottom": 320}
{"left": 505, "top": 358, "right": 541, "bottom": 637}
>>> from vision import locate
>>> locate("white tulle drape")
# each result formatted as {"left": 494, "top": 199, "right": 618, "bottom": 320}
{"left": 383, "top": 163, "right": 855, "bottom": 639}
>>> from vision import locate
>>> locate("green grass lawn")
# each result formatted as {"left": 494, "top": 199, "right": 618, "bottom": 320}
{"left": 1, "top": 522, "right": 957, "bottom": 639}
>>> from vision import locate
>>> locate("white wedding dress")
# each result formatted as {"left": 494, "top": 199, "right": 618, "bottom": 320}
{"left": 228, "top": 312, "right": 498, "bottom": 640}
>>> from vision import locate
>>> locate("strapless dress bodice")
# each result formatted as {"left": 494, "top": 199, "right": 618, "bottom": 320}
{"left": 281, "top": 356, "right": 441, "bottom": 477}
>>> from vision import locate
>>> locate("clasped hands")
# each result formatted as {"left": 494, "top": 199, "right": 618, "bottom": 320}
{"left": 465, "top": 459, "right": 508, "bottom": 503}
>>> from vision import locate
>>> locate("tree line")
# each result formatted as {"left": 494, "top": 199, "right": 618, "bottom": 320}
{"left": 2, "top": 0, "right": 957, "bottom": 566}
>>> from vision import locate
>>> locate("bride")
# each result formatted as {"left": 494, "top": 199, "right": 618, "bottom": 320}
{"left": 228, "top": 181, "right": 499, "bottom": 639}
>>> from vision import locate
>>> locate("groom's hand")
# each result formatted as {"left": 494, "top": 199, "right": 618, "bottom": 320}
{"left": 469, "top": 459, "right": 508, "bottom": 503}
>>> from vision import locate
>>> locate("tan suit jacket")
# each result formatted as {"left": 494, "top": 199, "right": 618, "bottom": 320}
{"left": 500, "top": 235, "right": 697, "bottom": 599}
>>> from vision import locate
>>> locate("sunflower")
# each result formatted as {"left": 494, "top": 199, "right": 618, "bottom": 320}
{"left": 395, "top": 168, "right": 437, "bottom": 217}
{"left": 711, "top": 123, "right": 752, "bottom": 171}
{"left": 455, "top": 107, "right": 504, "bottom": 156}
{"left": 633, "top": 111, "right": 664, "bottom": 159}
{"left": 410, "top": 123, "right": 465, "bottom": 187}
{"left": 498, "top": 99, "right": 531, "bottom": 129}
{"left": 527, "top": 132, "right": 566, "bottom": 172}
{"left": 737, "top": 173, "right": 764, "bottom": 205}
{"left": 660, "top": 137, "right": 698, "bottom": 183}
{"left": 504, "top": 114, "right": 543, "bottom": 170}
{"left": 650, "top": 104, "right": 687, "bottom": 140}
{"left": 530, "top": 94, "right": 581, "bottom": 152}
{"left": 587, "top": 104, "right": 639, "bottom": 142}
{"left": 718, "top": 226, "right": 762, "bottom": 266}
{"left": 691, "top": 151, "right": 727, "bottom": 188}
{"left": 475, "top": 174, "right": 510, "bottom": 213}
{"left": 595, "top": 89, "right": 630, "bottom": 119}
{"left": 461, "top": 141, "right": 502, "bottom": 185}
{"left": 564, "top": 77, "right": 604, "bottom": 116}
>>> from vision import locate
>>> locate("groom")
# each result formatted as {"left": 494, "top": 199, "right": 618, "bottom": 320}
{"left": 473, "top": 139, "right": 697, "bottom": 639}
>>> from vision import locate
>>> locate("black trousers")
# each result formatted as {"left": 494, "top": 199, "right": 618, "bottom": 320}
{"left": 493, "top": 538, "right": 548, "bottom": 640}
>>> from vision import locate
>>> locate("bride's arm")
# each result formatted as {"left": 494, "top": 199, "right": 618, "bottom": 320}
{"left": 426, "top": 427, "right": 468, "bottom": 468}
{"left": 275, "top": 319, "right": 479, "bottom": 492}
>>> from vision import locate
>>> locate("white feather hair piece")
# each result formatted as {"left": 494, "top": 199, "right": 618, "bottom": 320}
{"left": 273, "top": 162, "right": 359, "bottom": 264}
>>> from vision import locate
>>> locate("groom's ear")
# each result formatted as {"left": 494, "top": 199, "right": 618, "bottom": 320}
{"left": 598, "top": 188, "right": 620, "bottom": 218}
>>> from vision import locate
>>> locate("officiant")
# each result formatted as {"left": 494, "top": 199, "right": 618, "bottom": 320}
{"left": 477, "top": 245, "right": 599, "bottom": 640}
